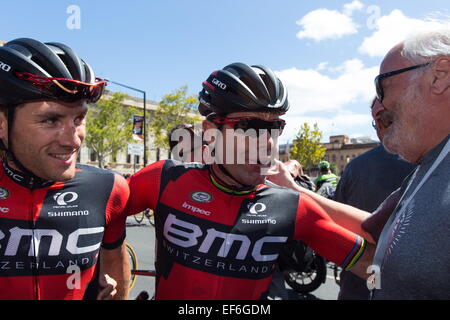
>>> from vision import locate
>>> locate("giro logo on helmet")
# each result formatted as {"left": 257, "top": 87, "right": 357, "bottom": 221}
{"left": 0, "top": 61, "right": 11, "bottom": 72}
{"left": 212, "top": 78, "right": 227, "bottom": 90}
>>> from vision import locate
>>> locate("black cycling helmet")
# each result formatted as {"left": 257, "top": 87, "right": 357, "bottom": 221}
{"left": 198, "top": 62, "right": 289, "bottom": 118}
{"left": 0, "top": 38, "right": 105, "bottom": 183}
{"left": 0, "top": 38, "right": 105, "bottom": 106}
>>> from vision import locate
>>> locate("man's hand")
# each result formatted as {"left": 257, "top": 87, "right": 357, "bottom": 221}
{"left": 266, "top": 160, "right": 298, "bottom": 189}
{"left": 97, "top": 273, "right": 118, "bottom": 300}
{"left": 99, "top": 244, "right": 130, "bottom": 300}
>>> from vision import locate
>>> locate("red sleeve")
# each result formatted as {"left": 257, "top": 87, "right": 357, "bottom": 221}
{"left": 124, "top": 160, "right": 165, "bottom": 216}
{"left": 294, "top": 194, "right": 366, "bottom": 270}
{"left": 102, "top": 173, "right": 130, "bottom": 249}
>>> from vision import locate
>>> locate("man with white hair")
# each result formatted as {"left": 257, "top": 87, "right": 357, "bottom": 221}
{"left": 271, "top": 23, "right": 450, "bottom": 299}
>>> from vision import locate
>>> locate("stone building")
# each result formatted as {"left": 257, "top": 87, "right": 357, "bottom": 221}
{"left": 78, "top": 91, "right": 167, "bottom": 175}
{"left": 279, "top": 135, "right": 380, "bottom": 175}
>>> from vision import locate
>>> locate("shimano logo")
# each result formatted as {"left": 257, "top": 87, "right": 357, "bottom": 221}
{"left": 212, "top": 78, "right": 227, "bottom": 90}
{"left": 48, "top": 210, "right": 89, "bottom": 217}
{"left": 182, "top": 202, "right": 211, "bottom": 216}
{"left": 164, "top": 213, "right": 287, "bottom": 262}
{"left": 54, "top": 192, "right": 78, "bottom": 206}
{"left": 0, "top": 61, "right": 11, "bottom": 72}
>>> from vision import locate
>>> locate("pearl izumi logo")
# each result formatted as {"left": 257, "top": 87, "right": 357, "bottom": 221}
{"left": 0, "top": 188, "right": 9, "bottom": 200}
{"left": 49, "top": 191, "right": 88, "bottom": 217}
{"left": 242, "top": 202, "right": 276, "bottom": 225}
{"left": 54, "top": 192, "right": 78, "bottom": 206}
{"left": 190, "top": 191, "right": 213, "bottom": 203}
{"left": 248, "top": 203, "right": 266, "bottom": 215}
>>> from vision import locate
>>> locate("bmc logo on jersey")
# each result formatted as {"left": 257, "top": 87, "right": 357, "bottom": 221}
{"left": 54, "top": 192, "right": 79, "bottom": 206}
{"left": 163, "top": 213, "right": 287, "bottom": 262}
{"left": 0, "top": 227, "right": 104, "bottom": 256}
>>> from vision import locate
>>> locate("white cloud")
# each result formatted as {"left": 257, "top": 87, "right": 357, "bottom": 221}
{"left": 296, "top": 1, "right": 364, "bottom": 41}
{"left": 279, "top": 112, "right": 374, "bottom": 144}
{"left": 296, "top": 9, "right": 358, "bottom": 41}
{"left": 275, "top": 59, "right": 378, "bottom": 116}
{"left": 358, "top": 9, "right": 431, "bottom": 57}
{"left": 275, "top": 59, "right": 378, "bottom": 143}
{"left": 343, "top": 0, "right": 364, "bottom": 16}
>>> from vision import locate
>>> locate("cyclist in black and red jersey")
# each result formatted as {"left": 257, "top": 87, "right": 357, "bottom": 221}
{"left": 126, "top": 62, "right": 375, "bottom": 300}
{"left": 0, "top": 38, "right": 130, "bottom": 300}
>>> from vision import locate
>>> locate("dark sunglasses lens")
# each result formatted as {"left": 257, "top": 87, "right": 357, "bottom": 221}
{"left": 246, "top": 119, "right": 285, "bottom": 133}
{"left": 374, "top": 76, "right": 383, "bottom": 101}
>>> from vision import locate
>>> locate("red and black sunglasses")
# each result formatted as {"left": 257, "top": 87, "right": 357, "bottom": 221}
{"left": 15, "top": 72, "right": 107, "bottom": 103}
{"left": 212, "top": 117, "right": 286, "bottom": 134}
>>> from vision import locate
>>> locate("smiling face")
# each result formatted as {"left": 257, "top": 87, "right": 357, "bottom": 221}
{"left": 375, "top": 44, "right": 432, "bottom": 162}
{"left": 204, "top": 111, "right": 283, "bottom": 187}
{"left": 0, "top": 100, "right": 87, "bottom": 181}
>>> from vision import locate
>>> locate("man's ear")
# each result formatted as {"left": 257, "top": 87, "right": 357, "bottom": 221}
{"left": 431, "top": 56, "right": 450, "bottom": 95}
{"left": 0, "top": 111, "right": 8, "bottom": 146}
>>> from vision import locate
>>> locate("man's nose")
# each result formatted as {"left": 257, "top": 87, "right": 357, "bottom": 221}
{"left": 57, "top": 123, "right": 84, "bottom": 148}
{"left": 371, "top": 99, "right": 386, "bottom": 119}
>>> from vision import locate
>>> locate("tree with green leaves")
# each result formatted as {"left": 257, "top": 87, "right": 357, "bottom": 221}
{"left": 149, "top": 85, "right": 202, "bottom": 153}
{"left": 85, "top": 92, "right": 138, "bottom": 168}
{"left": 289, "top": 122, "right": 326, "bottom": 170}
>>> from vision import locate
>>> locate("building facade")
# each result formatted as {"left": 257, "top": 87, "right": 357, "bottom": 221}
{"left": 279, "top": 135, "right": 380, "bottom": 176}
{"left": 78, "top": 91, "right": 169, "bottom": 175}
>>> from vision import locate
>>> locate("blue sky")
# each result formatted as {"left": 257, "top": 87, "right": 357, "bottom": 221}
{"left": 1, "top": 0, "right": 448, "bottom": 143}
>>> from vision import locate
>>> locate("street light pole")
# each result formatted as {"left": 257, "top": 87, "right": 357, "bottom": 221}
{"left": 106, "top": 80, "right": 148, "bottom": 166}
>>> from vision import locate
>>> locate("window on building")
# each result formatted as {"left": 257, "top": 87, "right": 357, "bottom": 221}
{"left": 126, "top": 154, "right": 131, "bottom": 163}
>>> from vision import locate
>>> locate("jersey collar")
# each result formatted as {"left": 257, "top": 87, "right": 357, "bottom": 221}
{"left": 2, "top": 160, "right": 54, "bottom": 189}
{"left": 208, "top": 165, "right": 256, "bottom": 196}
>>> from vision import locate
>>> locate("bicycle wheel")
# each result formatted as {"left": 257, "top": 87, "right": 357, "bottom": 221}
{"left": 126, "top": 243, "right": 138, "bottom": 290}
{"left": 283, "top": 254, "right": 327, "bottom": 294}
{"left": 134, "top": 212, "right": 144, "bottom": 224}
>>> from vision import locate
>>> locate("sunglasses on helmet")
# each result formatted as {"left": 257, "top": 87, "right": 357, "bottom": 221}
{"left": 212, "top": 117, "right": 286, "bottom": 134}
{"left": 15, "top": 72, "right": 107, "bottom": 103}
{"left": 374, "top": 62, "right": 430, "bottom": 102}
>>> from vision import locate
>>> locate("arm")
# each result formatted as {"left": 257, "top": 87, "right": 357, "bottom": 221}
{"left": 125, "top": 160, "right": 165, "bottom": 215}
{"left": 294, "top": 193, "right": 375, "bottom": 280}
{"left": 98, "top": 173, "right": 131, "bottom": 300}
{"left": 98, "top": 244, "right": 130, "bottom": 300}
{"left": 267, "top": 160, "right": 375, "bottom": 243}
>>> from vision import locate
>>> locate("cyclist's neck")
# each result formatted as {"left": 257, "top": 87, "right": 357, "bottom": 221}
{"left": 209, "top": 164, "right": 256, "bottom": 195}
{"left": 2, "top": 158, "right": 53, "bottom": 189}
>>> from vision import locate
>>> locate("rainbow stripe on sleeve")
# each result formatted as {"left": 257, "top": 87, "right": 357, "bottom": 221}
{"left": 341, "top": 236, "right": 366, "bottom": 271}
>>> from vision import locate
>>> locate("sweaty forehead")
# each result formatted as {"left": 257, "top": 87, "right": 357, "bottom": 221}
{"left": 24, "top": 100, "right": 87, "bottom": 115}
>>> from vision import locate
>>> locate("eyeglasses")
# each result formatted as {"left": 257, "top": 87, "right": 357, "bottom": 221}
{"left": 212, "top": 117, "right": 286, "bottom": 134}
{"left": 15, "top": 72, "right": 107, "bottom": 103}
{"left": 374, "top": 62, "right": 430, "bottom": 102}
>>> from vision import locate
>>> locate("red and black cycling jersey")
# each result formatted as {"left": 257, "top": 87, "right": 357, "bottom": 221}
{"left": 0, "top": 161, "right": 129, "bottom": 300}
{"left": 127, "top": 160, "right": 366, "bottom": 300}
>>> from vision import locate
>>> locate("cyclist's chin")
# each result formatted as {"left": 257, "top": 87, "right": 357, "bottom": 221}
{"left": 238, "top": 164, "right": 268, "bottom": 186}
